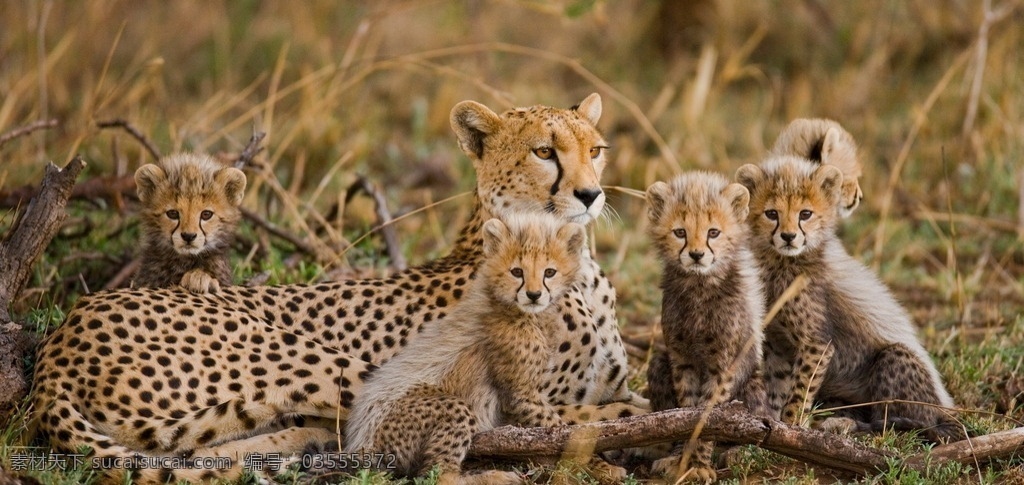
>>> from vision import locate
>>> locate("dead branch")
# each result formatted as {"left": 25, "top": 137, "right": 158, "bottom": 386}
{"left": 95, "top": 118, "right": 162, "bottom": 160}
{"left": 102, "top": 257, "right": 141, "bottom": 291}
{"left": 240, "top": 207, "right": 320, "bottom": 259}
{"left": 0, "top": 156, "right": 87, "bottom": 323}
{"left": 0, "top": 119, "right": 58, "bottom": 149}
{"left": 470, "top": 403, "right": 893, "bottom": 476}
{"left": 235, "top": 131, "right": 267, "bottom": 169}
{"left": 1, "top": 174, "right": 137, "bottom": 210}
{"left": 345, "top": 176, "right": 407, "bottom": 271}
{"left": 906, "top": 426, "right": 1024, "bottom": 468}
{"left": 0, "top": 156, "right": 86, "bottom": 415}
{"left": 471, "top": 404, "right": 1024, "bottom": 477}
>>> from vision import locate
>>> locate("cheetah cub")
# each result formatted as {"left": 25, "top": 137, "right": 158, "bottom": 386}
{"left": 644, "top": 172, "right": 768, "bottom": 483}
{"left": 736, "top": 157, "right": 965, "bottom": 443}
{"left": 133, "top": 153, "right": 246, "bottom": 293}
{"left": 770, "top": 118, "right": 863, "bottom": 218}
{"left": 344, "top": 214, "right": 598, "bottom": 484}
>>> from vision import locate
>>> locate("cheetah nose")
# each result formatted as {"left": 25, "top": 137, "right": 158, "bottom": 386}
{"left": 688, "top": 251, "right": 704, "bottom": 262}
{"left": 780, "top": 232, "right": 797, "bottom": 243}
{"left": 181, "top": 232, "right": 197, "bottom": 243}
{"left": 573, "top": 188, "right": 602, "bottom": 208}
{"left": 525, "top": 290, "right": 543, "bottom": 302}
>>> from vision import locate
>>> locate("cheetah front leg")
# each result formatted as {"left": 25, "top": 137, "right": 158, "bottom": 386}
{"left": 781, "top": 341, "right": 834, "bottom": 425}
{"left": 651, "top": 357, "right": 719, "bottom": 483}
{"left": 762, "top": 340, "right": 792, "bottom": 420}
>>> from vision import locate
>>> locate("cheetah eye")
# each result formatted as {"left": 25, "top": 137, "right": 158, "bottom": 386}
{"left": 166, "top": 210, "right": 180, "bottom": 220}
{"left": 764, "top": 210, "right": 778, "bottom": 221}
{"left": 672, "top": 228, "right": 686, "bottom": 239}
{"left": 510, "top": 268, "right": 524, "bottom": 278}
{"left": 799, "top": 210, "right": 813, "bottom": 221}
{"left": 589, "top": 146, "right": 607, "bottom": 159}
{"left": 707, "top": 228, "right": 721, "bottom": 239}
{"left": 532, "top": 147, "right": 555, "bottom": 160}
{"left": 200, "top": 210, "right": 214, "bottom": 221}
{"left": 543, "top": 268, "right": 557, "bottom": 278}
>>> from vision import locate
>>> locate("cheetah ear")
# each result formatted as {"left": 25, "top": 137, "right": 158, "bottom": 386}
{"left": 735, "top": 164, "right": 763, "bottom": 197}
{"left": 722, "top": 183, "right": 750, "bottom": 221}
{"left": 818, "top": 126, "right": 843, "bottom": 164}
{"left": 215, "top": 167, "right": 247, "bottom": 207}
{"left": 481, "top": 218, "right": 510, "bottom": 257}
{"left": 135, "top": 164, "right": 166, "bottom": 205}
{"left": 450, "top": 101, "right": 502, "bottom": 160}
{"left": 645, "top": 181, "right": 670, "bottom": 223}
{"left": 558, "top": 222, "right": 587, "bottom": 257}
{"left": 813, "top": 165, "right": 844, "bottom": 205}
{"left": 573, "top": 93, "right": 602, "bottom": 126}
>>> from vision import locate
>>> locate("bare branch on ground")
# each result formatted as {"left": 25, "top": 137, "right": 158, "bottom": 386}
{"left": 470, "top": 403, "right": 892, "bottom": 476}
{"left": 471, "top": 403, "right": 1024, "bottom": 477}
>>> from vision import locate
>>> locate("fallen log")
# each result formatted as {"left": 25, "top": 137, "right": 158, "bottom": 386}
{"left": 470, "top": 402, "right": 893, "bottom": 476}
{"left": 905, "top": 426, "right": 1024, "bottom": 469}
{"left": 470, "top": 404, "right": 1024, "bottom": 476}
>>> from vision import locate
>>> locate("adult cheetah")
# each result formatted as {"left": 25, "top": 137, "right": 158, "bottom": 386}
{"left": 28, "top": 93, "right": 646, "bottom": 483}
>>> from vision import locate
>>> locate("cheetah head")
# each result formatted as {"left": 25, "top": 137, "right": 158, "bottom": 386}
{"left": 135, "top": 153, "right": 246, "bottom": 256}
{"left": 480, "top": 214, "right": 585, "bottom": 314}
{"left": 450, "top": 93, "right": 608, "bottom": 225}
{"left": 646, "top": 172, "right": 750, "bottom": 275}
{"left": 736, "top": 157, "right": 843, "bottom": 257}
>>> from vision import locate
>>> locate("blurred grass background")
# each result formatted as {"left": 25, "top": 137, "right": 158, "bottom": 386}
{"left": 2, "top": 0, "right": 1024, "bottom": 483}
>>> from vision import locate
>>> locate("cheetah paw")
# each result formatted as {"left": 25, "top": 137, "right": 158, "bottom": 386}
{"left": 781, "top": 403, "right": 804, "bottom": 425}
{"left": 588, "top": 459, "right": 627, "bottom": 484}
{"left": 816, "top": 416, "right": 859, "bottom": 435}
{"left": 652, "top": 455, "right": 716, "bottom": 484}
{"left": 180, "top": 270, "right": 220, "bottom": 294}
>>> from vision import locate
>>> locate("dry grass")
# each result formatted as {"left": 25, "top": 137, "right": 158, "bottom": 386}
{"left": 2, "top": 0, "right": 1023, "bottom": 483}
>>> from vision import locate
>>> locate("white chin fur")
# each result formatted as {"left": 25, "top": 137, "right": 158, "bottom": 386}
{"left": 174, "top": 244, "right": 205, "bottom": 255}
{"left": 684, "top": 263, "right": 714, "bottom": 274}
{"left": 517, "top": 302, "right": 549, "bottom": 314}
{"left": 774, "top": 245, "right": 805, "bottom": 257}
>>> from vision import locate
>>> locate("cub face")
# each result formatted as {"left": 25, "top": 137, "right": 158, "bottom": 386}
{"left": 736, "top": 157, "right": 843, "bottom": 257}
{"left": 450, "top": 94, "right": 608, "bottom": 225}
{"left": 480, "top": 214, "right": 585, "bottom": 314}
{"left": 135, "top": 153, "right": 246, "bottom": 256}
{"left": 646, "top": 172, "right": 750, "bottom": 275}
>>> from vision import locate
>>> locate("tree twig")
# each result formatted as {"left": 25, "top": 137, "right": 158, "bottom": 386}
{"left": 240, "top": 207, "right": 320, "bottom": 259}
{"left": 0, "top": 119, "right": 58, "bottom": 149}
{"left": 345, "top": 176, "right": 407, "bottom": 271}
{"left": 95, "top": 118, "right": 162, "bottom": 160}
{"left": 235, "top": 130, "right": 267, "bottom": 169}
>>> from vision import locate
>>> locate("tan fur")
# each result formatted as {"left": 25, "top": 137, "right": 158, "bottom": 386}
{"left": 644, "top": 172, "right": 767, "bottom": 482}
{"left": 770, "top": 118, "right": 863, "bottom": 217}
{"left": 736, "top": 157, "right": 964, "bottom": 443}
{"left": 343, "top": 214, "right": 590, "bottom": 482}
{"left": 133, "top": 153, "right": 246, "bottom": 293}
{"left": 28, "top": 95, "right": 645, "bottom": 484}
